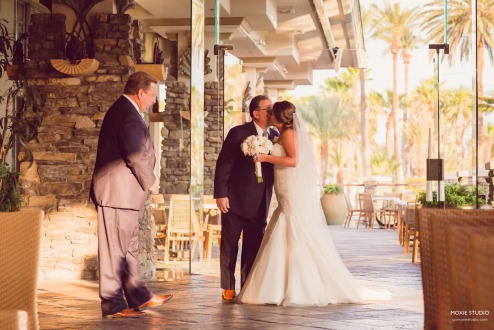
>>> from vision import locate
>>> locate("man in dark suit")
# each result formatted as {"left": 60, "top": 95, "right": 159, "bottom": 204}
{"left": 90, "top": 72, "right": 172, "bottom": 318}
{"left": 214, "top": 95, "right": 279, "bottom": 301}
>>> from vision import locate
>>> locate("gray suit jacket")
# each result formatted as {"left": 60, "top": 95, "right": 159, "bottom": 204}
{"left": 90, "top": 96, "right": 156, "bottom": 211}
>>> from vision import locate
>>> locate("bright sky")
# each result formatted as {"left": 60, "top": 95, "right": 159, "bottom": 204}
{"left": 288, "top": 0, "right": 494, "bottom": 98}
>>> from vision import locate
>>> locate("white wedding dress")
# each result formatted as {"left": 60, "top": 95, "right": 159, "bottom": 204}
{"left": 237, "top": 115, "right": 390, "bottom": 306}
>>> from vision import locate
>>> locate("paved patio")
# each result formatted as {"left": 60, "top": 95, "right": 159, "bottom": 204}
{"left": 38, "top": 226, "right": 424, "bottom": 329}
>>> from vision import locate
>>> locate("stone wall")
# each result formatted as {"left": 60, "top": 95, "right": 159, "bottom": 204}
{"left": 21, "top": 13, "right": 155, "bottom": 279}
{"left": 204, "top": 81, "right": 224, "bottom": 195}
{"left": 160, "top": 81, "right": 223, "bottom": 196}
{"left": 160, "top": 81, "right": 191, "bottom": 196}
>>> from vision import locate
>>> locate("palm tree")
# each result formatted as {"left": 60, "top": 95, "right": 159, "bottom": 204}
{"left": 360, "top": 5, "right": 372, "bottom": 179}
{"left": 322, "top": 74, "right": 359, "bottom": 181}
{"left": 423, "top": 0, "right": 494, "bottom": 163}
{"left": 322, "top": 75, "right": 352, "bottom": 103}
{"left": 369, "top": 1, "right": 421, "bottom": 186}
{"left": 406, "top": 78, "right": 437, "bottom": 176}
{"left": 367, "top": 90, "right": 393, "bottom": 155}
{"left": 442, "top": 87, "right": 473, "bottom": 170}
{"left": 296, "top": 96, "right": 356, "bottom": 184}
{"left": 401, "top": 30, "right": 423, "bottom": 175}
{"left": 371, "top": 148, "right": 400, "bottom": 176}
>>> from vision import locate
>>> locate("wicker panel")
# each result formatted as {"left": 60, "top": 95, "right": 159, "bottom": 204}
{"left": 470, "top": 235, "right": 494, "bottom": 330}
{"left": 445, "top": 226, "right": 494, "bottom": 330}
{"left": 417, "top": 209, "right": 494, "bottom": 330}
{"left": 0, "top": 209, "right": 44, "bottom": 330}
{"left": 0, "top": 310, "right": 28, "bottom": 330}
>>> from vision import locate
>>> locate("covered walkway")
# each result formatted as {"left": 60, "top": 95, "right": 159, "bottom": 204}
{"left": 38, "top": 226, "right": 423, "bottom": 329}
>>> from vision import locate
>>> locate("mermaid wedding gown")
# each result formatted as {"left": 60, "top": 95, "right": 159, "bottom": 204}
{"left": 237, "top": 115, "right": 390, "bottom": 306}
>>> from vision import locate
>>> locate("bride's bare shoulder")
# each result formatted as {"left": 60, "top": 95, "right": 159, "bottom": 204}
{"left": 281, "top": 128, "right": 295, "bottom": 139}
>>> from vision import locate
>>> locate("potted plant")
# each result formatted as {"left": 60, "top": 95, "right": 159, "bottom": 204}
{"left": 0, "top": 19, "right": 44, "bottom": 211}
{"left": 320, "top": 183, "right": 347, "bottom": 225}
{"left": 417, "top": 183, "right": 486, "bottom": 209}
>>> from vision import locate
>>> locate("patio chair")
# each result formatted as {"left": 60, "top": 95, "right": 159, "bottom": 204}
{"left": 200, "top": 194, "right": 221, "bottom": 261}
{"left": 343, "top": 192, "right": 360, "bottom": 228}
{"left": 376, "top": 193, "right": 402, "bottom": 229}
{"left": 164, "top": 194, "right": 203, "bottom": 263}
{"left": 0, "top": 208, "right": 44, "bottom": 330}
{"left": 403, "top": 203, "right": 419, "bottom": 263}
{"left": 357, "top": 193, "right": 375, "bottom": 229}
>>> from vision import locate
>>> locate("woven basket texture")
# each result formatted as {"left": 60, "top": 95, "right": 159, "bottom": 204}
{"left": 0, "top": 209, "right": 43, "bottom": 330}
{"left": 417, "top": 208, "right": 494, "bottom": 330}
{"left": 470, "top": 234, "right": 494, "bottom": 330}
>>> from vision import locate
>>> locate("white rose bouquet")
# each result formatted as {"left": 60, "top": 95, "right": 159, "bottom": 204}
{"left": 241, "top": 135, "right": 273, "bottom": 183}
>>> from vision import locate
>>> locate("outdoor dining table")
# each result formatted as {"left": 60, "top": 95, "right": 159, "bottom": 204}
{"left": 371, "top": 195, "right": 406, "bottom": 229}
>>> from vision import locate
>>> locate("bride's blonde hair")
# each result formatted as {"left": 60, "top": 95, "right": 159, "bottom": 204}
{"left": 272, "top": 101, "right": 296, "bottom": 129}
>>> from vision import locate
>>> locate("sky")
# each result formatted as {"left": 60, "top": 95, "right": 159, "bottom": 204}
{"left": 288, "top": 0, "right": 494, "bottom": 98}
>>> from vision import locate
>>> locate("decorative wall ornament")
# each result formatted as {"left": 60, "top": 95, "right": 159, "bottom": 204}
{"left": 204, "top": 49, "right": 212, "bottom": 75}
{"left": 116, "top": 0, "right": 136, "bottom": 14}
{"left": 50, "top": 58, "right": 100, "bottom": 76}
{"left": 50, "top": 0, "right": 103, "bottom": 76}
{"left": 54, "top": 0, "right": 103, "bottom": 60}
{"left": 178, "top": 48, "right": 213, "bottom": 77}
{"left": 256, "top": 74, "right": 264, "bottom": 95}
{"left": 132, "top": 20, "right": 144, "bottom": 64}
{"left": 242, "top": 81, "right": 252, "bottom": 113}
{"left": 178, "top": 48, "right": 191, "bottom": 76}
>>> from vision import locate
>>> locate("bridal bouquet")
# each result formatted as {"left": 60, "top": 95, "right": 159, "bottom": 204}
{"left": 241, "top": 135, "right": 273, "bottom": 183}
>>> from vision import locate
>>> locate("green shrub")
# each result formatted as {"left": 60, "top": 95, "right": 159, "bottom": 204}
{"left": 417, "top": 183, "right": 486, "bottom": 207}
{"left": 323, "top": 184, "right": 343, "bottom": 195}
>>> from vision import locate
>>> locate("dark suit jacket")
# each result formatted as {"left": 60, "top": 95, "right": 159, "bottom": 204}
{"left": 214, "top": 121, "right": 279, "bottom": 220}
{"left": 90, "top": 96, "right": 156, "bottom": 211}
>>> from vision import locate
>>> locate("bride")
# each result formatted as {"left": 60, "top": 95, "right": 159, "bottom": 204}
{"left": 236, "top": 100, "right": 390, "bottom": 306}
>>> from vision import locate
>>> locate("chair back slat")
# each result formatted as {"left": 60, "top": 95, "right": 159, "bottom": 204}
{"left": 168, "top": 194, "right": 200, "bottom": 233}
{"left": 358, "top": 193, "right": 374, "bottom": 212}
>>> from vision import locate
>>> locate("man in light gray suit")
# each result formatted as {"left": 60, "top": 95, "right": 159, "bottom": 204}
{"left": 90, "top": 72, "right": 172, "bottom": 318}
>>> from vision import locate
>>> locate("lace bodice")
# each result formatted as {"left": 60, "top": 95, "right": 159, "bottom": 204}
{"left": 271, "top": 143, "right": 296, "bottom": 213}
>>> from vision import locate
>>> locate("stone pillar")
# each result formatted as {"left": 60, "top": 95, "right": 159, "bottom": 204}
{"left": 161, "top": 81, "right": 191, "bottom": 196}
{"left": 160, "top": 81, "right": 223, "bottom": 197}
{"left": 204, "top": 81, "right": 223, "bottom": 195}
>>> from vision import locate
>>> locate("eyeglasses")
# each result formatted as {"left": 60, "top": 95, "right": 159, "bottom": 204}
{"left": 256, "top": 108, "right": 272, "bottom": 115}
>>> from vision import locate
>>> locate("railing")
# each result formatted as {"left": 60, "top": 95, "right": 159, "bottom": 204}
{"left": 338, "top": 182, "right": 426, "bottom": 207}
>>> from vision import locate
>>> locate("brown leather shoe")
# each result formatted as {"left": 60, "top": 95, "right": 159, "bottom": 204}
{"left": 106, "top": 308, "right": 145, "bottom": 318}
{"left": 136, "top": 294, "right": 173, "bottom": 311}
{"left": 222, "top": 289, "right": 236, "bottom": 301}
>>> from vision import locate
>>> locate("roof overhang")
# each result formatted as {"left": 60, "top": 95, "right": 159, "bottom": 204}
{"left": 130, "top": 0, "right": 366, "bottom": 89}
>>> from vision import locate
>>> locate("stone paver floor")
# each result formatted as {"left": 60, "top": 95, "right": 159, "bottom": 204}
{"left": 38, "top": 226, "right": 424, "bottom": 329}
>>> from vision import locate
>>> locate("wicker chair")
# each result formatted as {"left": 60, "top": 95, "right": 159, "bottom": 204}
{"left": 343, "top": 192, "right": 360, "bottom": 228}
{"left": 356, "top": 193, "right": 375, "bottom": 229}
{"left": 403, "top": 203, "right": 419, "bottom": 263}
{"left": 417, "top": 208, "right": 494, "bottom": 330}
{"left": 201, "top": 194, "right": 221, "bottom": 261}
{"left": 164, "top": 194, "right": 203, "bottom": 263}
{"left": 0, "top": 209, "right": 44, "bottom": 330}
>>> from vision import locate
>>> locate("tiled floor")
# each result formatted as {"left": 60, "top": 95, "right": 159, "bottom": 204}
{"left": 38, "top": 226, "right": 424, "bottom": 329}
